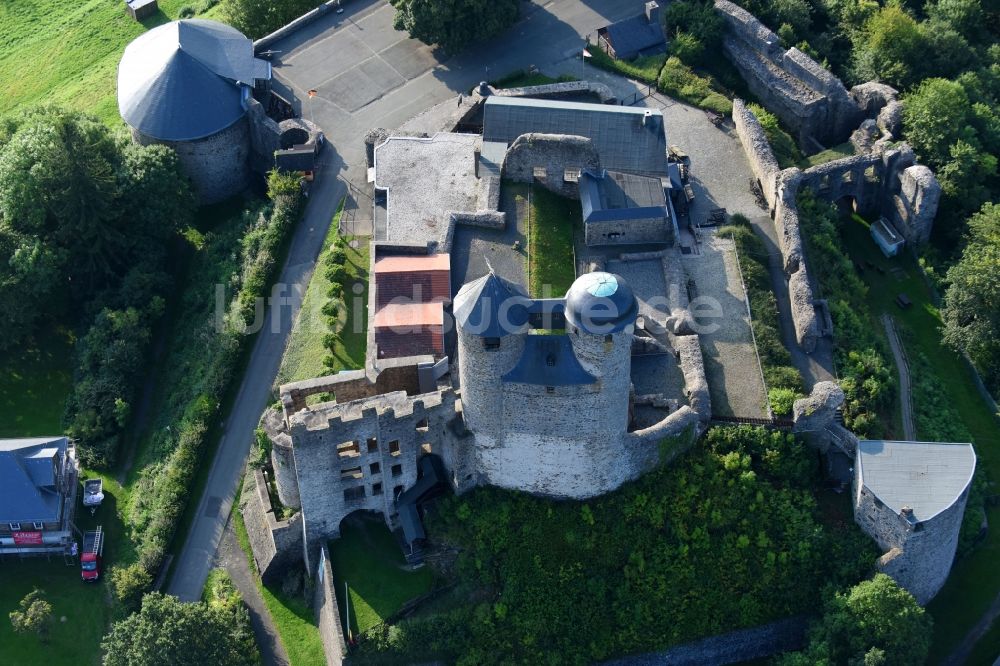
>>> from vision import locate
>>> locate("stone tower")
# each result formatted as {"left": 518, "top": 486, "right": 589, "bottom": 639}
{"left": 455, "top": 270, "right": 640, "bottom": 498}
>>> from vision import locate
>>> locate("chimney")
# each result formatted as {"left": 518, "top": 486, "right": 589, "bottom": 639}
{"left": 642, "top": 109, "right": 653, "bottom": 127}
{"left": 645, "top": 1, "right": 661, "bottom": 25}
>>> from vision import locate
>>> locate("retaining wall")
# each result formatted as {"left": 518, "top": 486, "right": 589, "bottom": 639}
{"left": 313, "top": 544, "right": 348, "bottom": 666}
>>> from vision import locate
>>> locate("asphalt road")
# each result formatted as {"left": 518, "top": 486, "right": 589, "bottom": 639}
{"left": 167, "top": 0, "right": 644, "bottom": 602}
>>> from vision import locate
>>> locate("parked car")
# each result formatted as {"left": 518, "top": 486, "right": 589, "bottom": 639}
{"left": 81, "top": 527, "right": 104, "bottom": 582}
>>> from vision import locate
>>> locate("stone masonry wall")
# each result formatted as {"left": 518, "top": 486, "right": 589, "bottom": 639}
{"left": 313, "top": 544, "right": 347, "bottom": 666}
{"left": 502, "top": 133, "right": 600, "bottom": 198}
{"left": 133, "top": 116, "right": 250, "bottom": 205}
{"left": 733, "top": 99, "right": 780, "bottom": 207}
{"left": 715, "top": 0, "right": 861, "bottom": 147}
{"left": 240, "top": 467, "right": 303, "bottom": 585}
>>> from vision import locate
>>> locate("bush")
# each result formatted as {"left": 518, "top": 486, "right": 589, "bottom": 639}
{"left": 669, "top": 32, "right": 704, "bottom": 64}
{"left": 178, "top": 5, "right": 196, "bottom": 18}
{"left": 768, "top": 387, "right": 800, "bottom": 416}
{"left": 747, "top": 103, "right": 802, "bottom": 168}
{"left": 110, "top": 564, "right": 154, "bottom": 613}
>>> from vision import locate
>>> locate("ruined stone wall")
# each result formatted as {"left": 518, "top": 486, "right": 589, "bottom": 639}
{"left": 280, "top": 359, "right": 432, "bottom": 414}
{"left": 854, "top": 480, "right": 970, "bottom": 604}
{"left": 313, "top": 544, "right": 347, "bottom": 666}
{"left": 133, "top": 116, "right": 250, "bottom": 204}
{"left": 501, "top": 133, "right": 600, "bottom": 198}
{"left": 289, "top": 390, "right": 459, "bottom": 560}
{"left": 892, "top": 165, "right": 940, "bottom": 245}
{"left": 492, "top": 80, "right": 618, "bottom": 104}
{"left": 733, "top": 99, "right": 780, "bottom": 206}
{"left": 715, "top": 0, "right": 861, "bottom": 147}
{"left": 240, "top": 467, "right": 304, "bottom": 585}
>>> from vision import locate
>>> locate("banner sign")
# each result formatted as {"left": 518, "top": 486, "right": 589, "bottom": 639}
{"left": 12, "top": 531, "right": 43, "bottom": 545}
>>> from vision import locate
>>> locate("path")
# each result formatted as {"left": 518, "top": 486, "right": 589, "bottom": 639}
{"left": 881, "top": 313, "right": 916, "bottom": 440}
{"left": 215, "top": 514, "right": 290, "bottom": 666}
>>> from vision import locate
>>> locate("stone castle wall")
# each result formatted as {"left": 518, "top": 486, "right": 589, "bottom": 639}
{"left": 502, "top": 133, "right": 601, "bottom": 198}
{"left": 133, "top": 116, "right": 250, "bottom": 204}
{"left": 715, "top": 0, "right": 861, "bottom": 147}
{"left": 313, "top": 544, "right": 347, "bottom": 666}
{"left": 240, "top": 467, "right": 304, "bottom": 585}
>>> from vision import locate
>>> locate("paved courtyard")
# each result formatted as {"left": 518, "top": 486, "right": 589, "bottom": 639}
{"left": 682, "top": 233, "right": 768, "bottom": 418}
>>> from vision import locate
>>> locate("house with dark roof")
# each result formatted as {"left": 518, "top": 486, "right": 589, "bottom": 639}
{"left": 0, "top": 437, "right": 78, "bottom": 554}
{"left": 580, "top": 168, "right": 676, "bottom": 245}
{"left": 598, "top": 2, "right": 667, "bottom": 61}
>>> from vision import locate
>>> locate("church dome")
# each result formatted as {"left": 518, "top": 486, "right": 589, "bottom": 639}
{"left": 564, "top": 272, "right": 638, "bottom": 334}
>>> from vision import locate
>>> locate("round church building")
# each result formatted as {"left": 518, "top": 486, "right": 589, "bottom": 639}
{"left": 117, "top": 20, "right": 271, "bottom": 203}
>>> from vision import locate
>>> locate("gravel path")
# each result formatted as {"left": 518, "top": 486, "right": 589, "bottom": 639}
{"left": 882, "top": 313, "right": 916, "bottom": 440}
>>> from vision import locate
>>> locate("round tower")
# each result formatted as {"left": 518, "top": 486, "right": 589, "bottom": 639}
{"left": 453, "top": 272, "right": 529, "bottom": 447}
{"left": 564, "top": 271, "right": 638, "bottom": 439}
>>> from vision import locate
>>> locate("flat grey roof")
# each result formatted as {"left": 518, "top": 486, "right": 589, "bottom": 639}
{"left": 483, "top": 96, "right": 668, "bottom": 176}
{"left": 857, "top": 440, "right": 976, "bottom": 522}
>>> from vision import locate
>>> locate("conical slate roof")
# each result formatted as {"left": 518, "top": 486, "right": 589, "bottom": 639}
{"left": 118, "top": 19, "right": 262, "bottom": 142}
{"left": 453, "top": 271, "right": 530, "bottom": 338}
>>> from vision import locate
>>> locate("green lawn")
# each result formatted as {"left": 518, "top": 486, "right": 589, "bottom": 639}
{"left": 276, "top": 201, "right": 370, "bottom": 386}
{"left": 838, "top": 214, "right": 1000, "bottom": 661}
{"left": 0, "top": 327, "right": 74, "bottom": 436}
{"left": 233, "top": 501, "right": 325, "bottom": 666}
{"left": 0, "top": 0, "right": 225, "bottom": 126}
{"left": 0, "top": 560, "right": 109, "bottom": 666}
{"left": 329, "top": 514, "right": 434, "bottom": 637}
{"left": 528, "top": 186, "right": 579, "bottom": 299}
{"left": 800, "top": 142, "right": 855, "bottom": 169}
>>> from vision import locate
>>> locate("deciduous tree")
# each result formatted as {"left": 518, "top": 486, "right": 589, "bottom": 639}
{"left": 390, "top": 0, "right": 520, "bottom": 53}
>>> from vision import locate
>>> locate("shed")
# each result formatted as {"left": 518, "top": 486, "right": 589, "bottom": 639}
{"left": 125, "top": 0, "right": 158, "bottom": 21}
{"left": 597, "top": 2, "right": 667, "bottom": 60}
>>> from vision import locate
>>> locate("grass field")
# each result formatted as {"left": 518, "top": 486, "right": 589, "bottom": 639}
{"left": 528, "top": 186, "right": 579, "bottom": 299}
{"left": 839, "top": 214, "right": 1000, "bottom": 661}
{"left": 276, "top": 201, "right": 369, "bottom": 386}
{"left": 0, "top": 327, "right": 74, "bottom": 436}
{"left": 233, "top": 501, "right": 325, "bottom": 666}
{"left": 0, "top": 0, "right": 225, "bottom": 125}
{"left": 330, "top": 514, "right": 434, "bottom": 637}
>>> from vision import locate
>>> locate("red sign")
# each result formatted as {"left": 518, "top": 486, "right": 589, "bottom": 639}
{"left": 12, "top": 531, "right": 43, "bottom": 545}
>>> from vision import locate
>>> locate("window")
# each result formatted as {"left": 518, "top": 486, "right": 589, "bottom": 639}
{"left": 563, "top": 168, "right": 581, "bottom": 183}
{"left": 8, "top": 523, "right": 20, "bottom": 531}
{"left": 366, "top": 437, "right": 378, "bottom": 453}
{"left": 337, "top": 440, "right": 360, "bottom": 458}
{"left": 370, "top": 462, "right": 381, "bottom": 475}
{"left": 484, "top": 337, "right": 501, "bottom": 351}
{"left": 343, "top": 486, "right": 365, "bottom": 502}
{"left": 416, "top": 418, "right": 429, "bottom": 431}
{"left": 372, "top": 482, "right": 383, "bottom": 496}
{"left": 389, "top": 440, "right": 401, "bottom": 456}
{"left": 341, "top": 466, "right": 363, "bottom": 481}
{"left": 546, "top": 386, "right": 555, "bottom": 394}
{"left": 533, "top": 166, "right": 547, "bottom": 179}
{"left": 32, "top": 522, "right": 44, "bottom": 530}
{"left": 391, "top": 464, "right": 403, "bottom": 477}
{"left": 604, "top": 334, "right": 613, "bottom": 343}
{"left": 421, "top": 443, "right": 432, "bottom": 455}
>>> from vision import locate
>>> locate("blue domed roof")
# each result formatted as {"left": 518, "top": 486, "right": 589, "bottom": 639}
{"left": 118, "top": 20, "right": 266, "bottom": 141}
{"left": 564, "top": 272, "right": 638, "bottom": 334}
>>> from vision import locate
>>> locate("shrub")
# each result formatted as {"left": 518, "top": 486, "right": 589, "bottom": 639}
{"left": 747, "top": 103, "right": 802, "bottom": 168}
{"left": 110, "top": 564, "right": 154, "bottom": 613}
{"left": 768, "top": 387, "right": 800, "bottom": 416}
{"left": 178, "top": 5, "right": 196, "bottom": 18}
{"left": 669, "top": 32, "right": 704, "bottom": 64}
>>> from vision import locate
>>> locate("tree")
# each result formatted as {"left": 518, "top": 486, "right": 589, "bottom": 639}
{"left": 224, "top": 0, "right": 315, "bottom": 40}
{"left": 390, "top": 0, "right": 520, "bottom": 53}
{"left": 102, "top": 592, "right": 258, "bottom": 666}
{"left": 902, "top": 78, "right": 973, "bottom": 168}
{"left": 780, "top": 574, "right": 932, "bottom": 666}
{"left": 850, "top": 5, "right": 927, "bottom": 89}
{"left": 9, "top": 589, "right": 53, "bottom": 643}
{"left": 942, "top": 203, "right": 1000, "bottom": 395}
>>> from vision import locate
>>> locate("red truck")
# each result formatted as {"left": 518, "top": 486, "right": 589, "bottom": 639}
{"left": 81, "top": 527, "right": 104, "bottom": 582}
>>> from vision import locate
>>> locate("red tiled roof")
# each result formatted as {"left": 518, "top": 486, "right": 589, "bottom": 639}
{"left": 374, "top": 253, "right": 451, "bottom": 274}
{"left": 373, "top": 302, "right": 444, "bottom": 328}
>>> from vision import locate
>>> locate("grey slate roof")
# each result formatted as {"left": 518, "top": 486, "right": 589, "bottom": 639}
{"left": 483, "top": 97, "right": 668, "bottom": 176}
{"left": 118, "top": 19, "right": 268, "bottom": 141}
{"left": 454, "top": 271, "right": 530, "bottom": 338}
{"left": 580, "top": 169, "right": 667, "bottom": 223}
{"left": 502, "top": 335, "right": 596, "bottom": 386}
{"left": 857, "top": 440, "right": 976, "bottom": 522}
{"left": 603, "top": 14, "right": 666, "bottom": 60}
{"left": 0, "top": 437, "right": 68, "bottom": 524}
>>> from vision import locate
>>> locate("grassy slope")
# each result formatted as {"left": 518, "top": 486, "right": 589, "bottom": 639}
{"left": 839, "top": 215, "right": 1000, "bottom": 661}
{"left": 528, "top": 186, "right": 579, "bottom": 299}
{"left": 0, "top": 0, "right": 225, "bottom": 126}
{"left": 800, "top": 142, "right": 855, "bottom": 168}
{"left": 329, "top": 515, "right": 434, "bottom": 636}
{"left": 233, "top": 503, "right": 325, "bottom": 666}
{"left": 0, "top": 327, "right": 74, "bottom": 436}
{"left": 276, "top": 202, "right": 370, "bottom": 386}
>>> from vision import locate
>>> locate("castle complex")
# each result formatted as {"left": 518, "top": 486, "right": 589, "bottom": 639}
{"left": 241, "top": 2, "right": 975, "bottom": 620}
